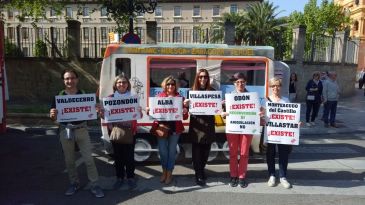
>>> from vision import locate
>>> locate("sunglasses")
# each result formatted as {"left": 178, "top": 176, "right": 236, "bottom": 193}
{"left": 199, "top": 75, "right": 208, "bottom": 79}
{"left": 270, "top": 85, "right": 281, "bottom": 88}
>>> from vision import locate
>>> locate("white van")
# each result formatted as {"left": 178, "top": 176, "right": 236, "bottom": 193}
{"left": 99, "top": 43, "right": 290, "bottom": 162}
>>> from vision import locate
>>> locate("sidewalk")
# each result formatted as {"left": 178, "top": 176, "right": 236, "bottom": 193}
{"left": 6, "top": 88, "right": 365, "bottom": 135}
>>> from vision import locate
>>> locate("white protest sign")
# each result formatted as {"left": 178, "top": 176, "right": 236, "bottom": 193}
{"left": 149, "top": 97, "right": 183, "bottom": 121}
{"left": 225, "top": 92, "right": 260, "bottom": 135}
{"left": 265, "top": 102, "right": 301, "bottom": 145}
{"left": 102, "top": 95, "right": 141, "bottom": 123}
{"left": 188, "top": 91, "right": 222, "bottom": 115}
{"left": 56, "top": 94, "right": 97, "bottom": 122}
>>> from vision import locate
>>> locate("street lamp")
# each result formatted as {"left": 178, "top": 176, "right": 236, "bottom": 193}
{"left": 104, "top": 0, "right": 158, "bottom": 33}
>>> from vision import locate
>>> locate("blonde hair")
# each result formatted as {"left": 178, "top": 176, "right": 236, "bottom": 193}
{"left": 161, "top": 75, "right": 179, "bottom": 93}
{"left": 269, "top": 77, "right": 282, "bottom": 87}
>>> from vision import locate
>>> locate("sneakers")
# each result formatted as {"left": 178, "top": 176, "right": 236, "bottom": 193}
{"left": 127, "top": 178, "right": 137, "bottom": 189}
{"left": 267, "top": 176, "right": 276, "bottom": 187}
{"left": 306, "top": 122, "right": 311, "bottom": 127}
{"left": 310, "top": 121, "right": 315, "bottom": 126}
{"left": 280, "top": 177, "right": 292, "bottom": 189}
{"left": 229, "top": 177, "right": 238, "bottom": 187}
{"left": 113, "top": 178, "right": 124, "bottom": 190}
{"left": 64, "top": 183, "right": 80, "bottom": 196}
{"left": 90, "top": 185, "right": 105, "bottom": 198}
{"left": 238, "top": 178, "right": 248, "bottom": 188}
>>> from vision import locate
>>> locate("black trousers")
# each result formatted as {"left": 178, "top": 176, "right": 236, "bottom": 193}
{"left": 192, "top": 143, "right": 211, "bottom": 179}
{"left": 306, "top": 100, "right": 321, "bottom": 122}
{"left": 111, "top": 142, "right": 135, "bottom": 179}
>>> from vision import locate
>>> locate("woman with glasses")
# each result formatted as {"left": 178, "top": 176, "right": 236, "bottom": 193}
{"left": 147, "top": 76, "right": 189, "bottom": 185}
{"left": 100, "top": 75, "right": 143, "bottom": 190}
{"left": 184, "top": 69, "right": 216, "bottom": 186}
{"left": 265, "top": 77, "right": 292, "bottom": 189}
{"left": 305, "top": 71, "right": 323, "bottom": 127}
{"left": 222, "top": 72, "right": 254, "bottom": 188}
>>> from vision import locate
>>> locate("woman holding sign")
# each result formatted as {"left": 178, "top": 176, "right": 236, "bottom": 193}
{"left": 222, "top": 72, "right": 253, "bottom": 188}
{"left": 147, "top": 76, "right": 189, "bottom": 185}
{"left": 101, "top": 75, "right": 142, "bottom": 190}
{"left": 185, "top": 69, "right": 216, "bottom": 186}
{"left": 265, "top": 77, "right": 292, "bottom": 189}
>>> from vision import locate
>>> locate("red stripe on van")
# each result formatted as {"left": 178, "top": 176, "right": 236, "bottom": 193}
{"left": 104, "top": 44, "right": 120, "bottom": 58}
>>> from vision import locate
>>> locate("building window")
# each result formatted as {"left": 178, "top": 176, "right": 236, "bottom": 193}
{"left": 155, "top": 6, "right": 162, "bottom": 17}
{"left": 174, "top": 6, "right": 181, "bottom": 17}
{"left": 354, "top": 21, "right": 359, "bottom": 31}
{"left": 8, "top": 10, "right": 14, "bottom": 19}
{"left": 21, "top": 27, "right": 29, "bottom": 39}
{"left": 52, "top": 28, "right": 58, "bottom": 41}
{"left": 173, "top": 27, "right": 181, "bottom": 42}
{"left": 83, "top": 7, "right": 89, "bottom": 17}
{"left": 213, "top": 5, "right": 220, "bottom": 16}
{"left": 355, "top": 0, "right": 359, "bottom": 6}
{"left": 83, "top": 47, "right": 90, "bottom": 58}
{"left": 193, "top": 5, "right": 200, "bottom": 17}
{"left": 136, "top": 27, "right": 143, "bottom": 40}
{"left": 22, "top": 47, "right": 29, "bottom": 56}
{"left": 230, "top": 4, "right": 238, "bottom": 14}
{"left": 66, "top": 7, "right": 72, "bottom": 18}
{"left": 50, "top": 8, "right": 57, "bottom": 17}
{"left": 156, "top": 27, "right": 162, "bottom": 42}
{"left": 193, "top": 27, "right": 201, "bottom": 43}
{"left": 7, "top": 27, "right": 14, "bottom": 39}
{"left": 101, "top": 27, "right": 107, "bottom": 40}
{"left": 37, "top": 28, "right": 44, "bottom": 39}
{"left": 83, "top": 27, "right": 90, "bottom": 40}
{"left": 101, "top": 7, "right": 108, "bottom": 17}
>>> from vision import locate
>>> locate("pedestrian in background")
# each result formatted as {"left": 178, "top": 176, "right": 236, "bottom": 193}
{"left": 49, "top": 69, "right": 104, "bottom": 198}
{"left": 305, "top": 71, "right": 323, "bottom": 127}
{"left": 100, "top": 75, "right": 142, "bottom": 190}
{"left": 147, "top": 76, "right": 189, "bottom": 185}
{"left": 357, "top": 68, "right": 365, "bottom": 89}
{"left": 185, "top": 68, "right": 216, "bottom": 186}
{"left": 265, "top": 77, "right": 292, "bottom": 189}
{"left": 221, "top": 72, "right": 254, "bottom": 188}
{"left": 323, "top": 72, "right": 340, "bottom": 128}
{"left": 289, "top": 72, "right": 298, "bottom": 102}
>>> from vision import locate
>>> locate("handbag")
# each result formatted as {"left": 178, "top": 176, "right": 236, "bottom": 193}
{"left": 150, "top": 123, "right": 170, "bottom": 138}
{"left": 109, "top": 126, "right": 134, "bottom": 144}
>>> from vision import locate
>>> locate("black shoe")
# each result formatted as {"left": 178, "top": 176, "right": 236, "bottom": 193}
{"left": 238, "top": 178, "right": 248, "bottom": 188}
{"left": 330, "top": 123, "right": 339, "bottom": 128}
{"left": 229, "top": 177, "right": 238, "bottom": 187}
{"left": 196, "top": 178, "right": 206, "bottom": 186}
{"left": 202, "top": 171, "right": 207, "bottom": 180}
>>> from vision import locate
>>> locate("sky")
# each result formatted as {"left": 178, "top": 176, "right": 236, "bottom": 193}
{"left": 268, "top": 0, "right": 325, "bottom": 17}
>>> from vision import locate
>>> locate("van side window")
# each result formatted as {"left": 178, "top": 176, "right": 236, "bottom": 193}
{"left": 221, "top": 60, "right": 266, "bottom": 86}
{"left": 115, "top": 58, "right": 131, "bottom": 78}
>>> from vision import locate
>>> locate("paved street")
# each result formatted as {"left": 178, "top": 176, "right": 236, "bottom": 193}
{"left": 1, "top": 89, "right": 365, "bottom": 205}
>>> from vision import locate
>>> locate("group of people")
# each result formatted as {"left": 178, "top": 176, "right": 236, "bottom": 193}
{"left": 289, "top": 70, "right": 341, "bottom": 128}
{"left": 49, "top": 68, "right": 295, "bottom": 198}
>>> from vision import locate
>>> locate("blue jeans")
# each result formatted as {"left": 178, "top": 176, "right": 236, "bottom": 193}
{"left": 157, "top": 133, "right": 180, "bottom": 171}
{"left": 266, "top": 143, "right": 291, "bottom": 178}
{"left": 323, "top": 101, "right": 338, "bottom": 124}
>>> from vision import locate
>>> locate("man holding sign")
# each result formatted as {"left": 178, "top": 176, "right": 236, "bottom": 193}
{"left": 49, "top": 69, "right": 104, "bottom": 198}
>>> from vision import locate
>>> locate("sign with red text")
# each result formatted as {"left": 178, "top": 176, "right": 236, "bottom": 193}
{"left": 55, "top": 94, "right": 97, "bottom": 122}
{"left": 265, "top": 102, "right": 301, "bottom": 145}
{"left": 102, "top": 95, "right": 141, "bottom": 123}
{"left": 149, "top": 97, "right": 183, "bottom": 121}
{"left": 188, "top": 91, "right": 222, "bottom": 115}
{"left": 225, "top": 92, "right": 260, "bottom": 134}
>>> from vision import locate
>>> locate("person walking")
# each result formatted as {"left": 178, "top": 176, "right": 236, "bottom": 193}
{"left": 265, "top": 77, "right": 293, "bottom": 189}
{"left": 147, "top": 76, "right": 189, "bottom": 185}
{"left": 100, "top": 75, "right": 142, "bottom": 190}
{"left": 305, "top": 72, "right": 323, "bottom": 127}
{"left": 358, "top": 68, "right": 365, "bottom": 89}
{"left": 289, "top": 72, "right": 298, "bottom": 103}
{"left": 185, "top": 68, "right": 216, "bottom": 186}
{"left": 222, "top": 72, "right": 255, "bottom": 188}
{"left": 323, "top": 72, "right": 340, "bottom": 128}
{"left": 49, "top": 69, "right": 104, "bottom": 198}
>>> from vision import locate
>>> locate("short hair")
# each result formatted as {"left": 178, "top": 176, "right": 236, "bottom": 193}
{"left": 312, "top": 71, "right": 320, "bottom": 78}
{"left": 112, "top": 75, "right": 131, "bottom": 92}
{"left": 161, "top": 75, "right": 179, "bottom": 93}
{"left": 61, "top": 69, "right": 79, "bottom": 79}
{"left": 269, "top": 77, "right": 282, "bottom": 87}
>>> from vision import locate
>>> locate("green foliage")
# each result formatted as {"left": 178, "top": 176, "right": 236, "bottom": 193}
{"left": 34, "top": 40, "right": 48, "bottom": 57}
{"left": 4, "top": 38, "right": 23, "bottom": 57}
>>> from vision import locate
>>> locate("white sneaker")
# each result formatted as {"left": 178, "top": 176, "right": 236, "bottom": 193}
{"left": 267, "top": 176, "right": 276, "bottom": 187}
{"left": 311, "top": 122, "right": 315, "bottom": 126}
{"left": 306, "top": 122, "right": 311, "bottom": 127}
{"left": 280, "top": 177, "right": 292, "bottom": 189}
